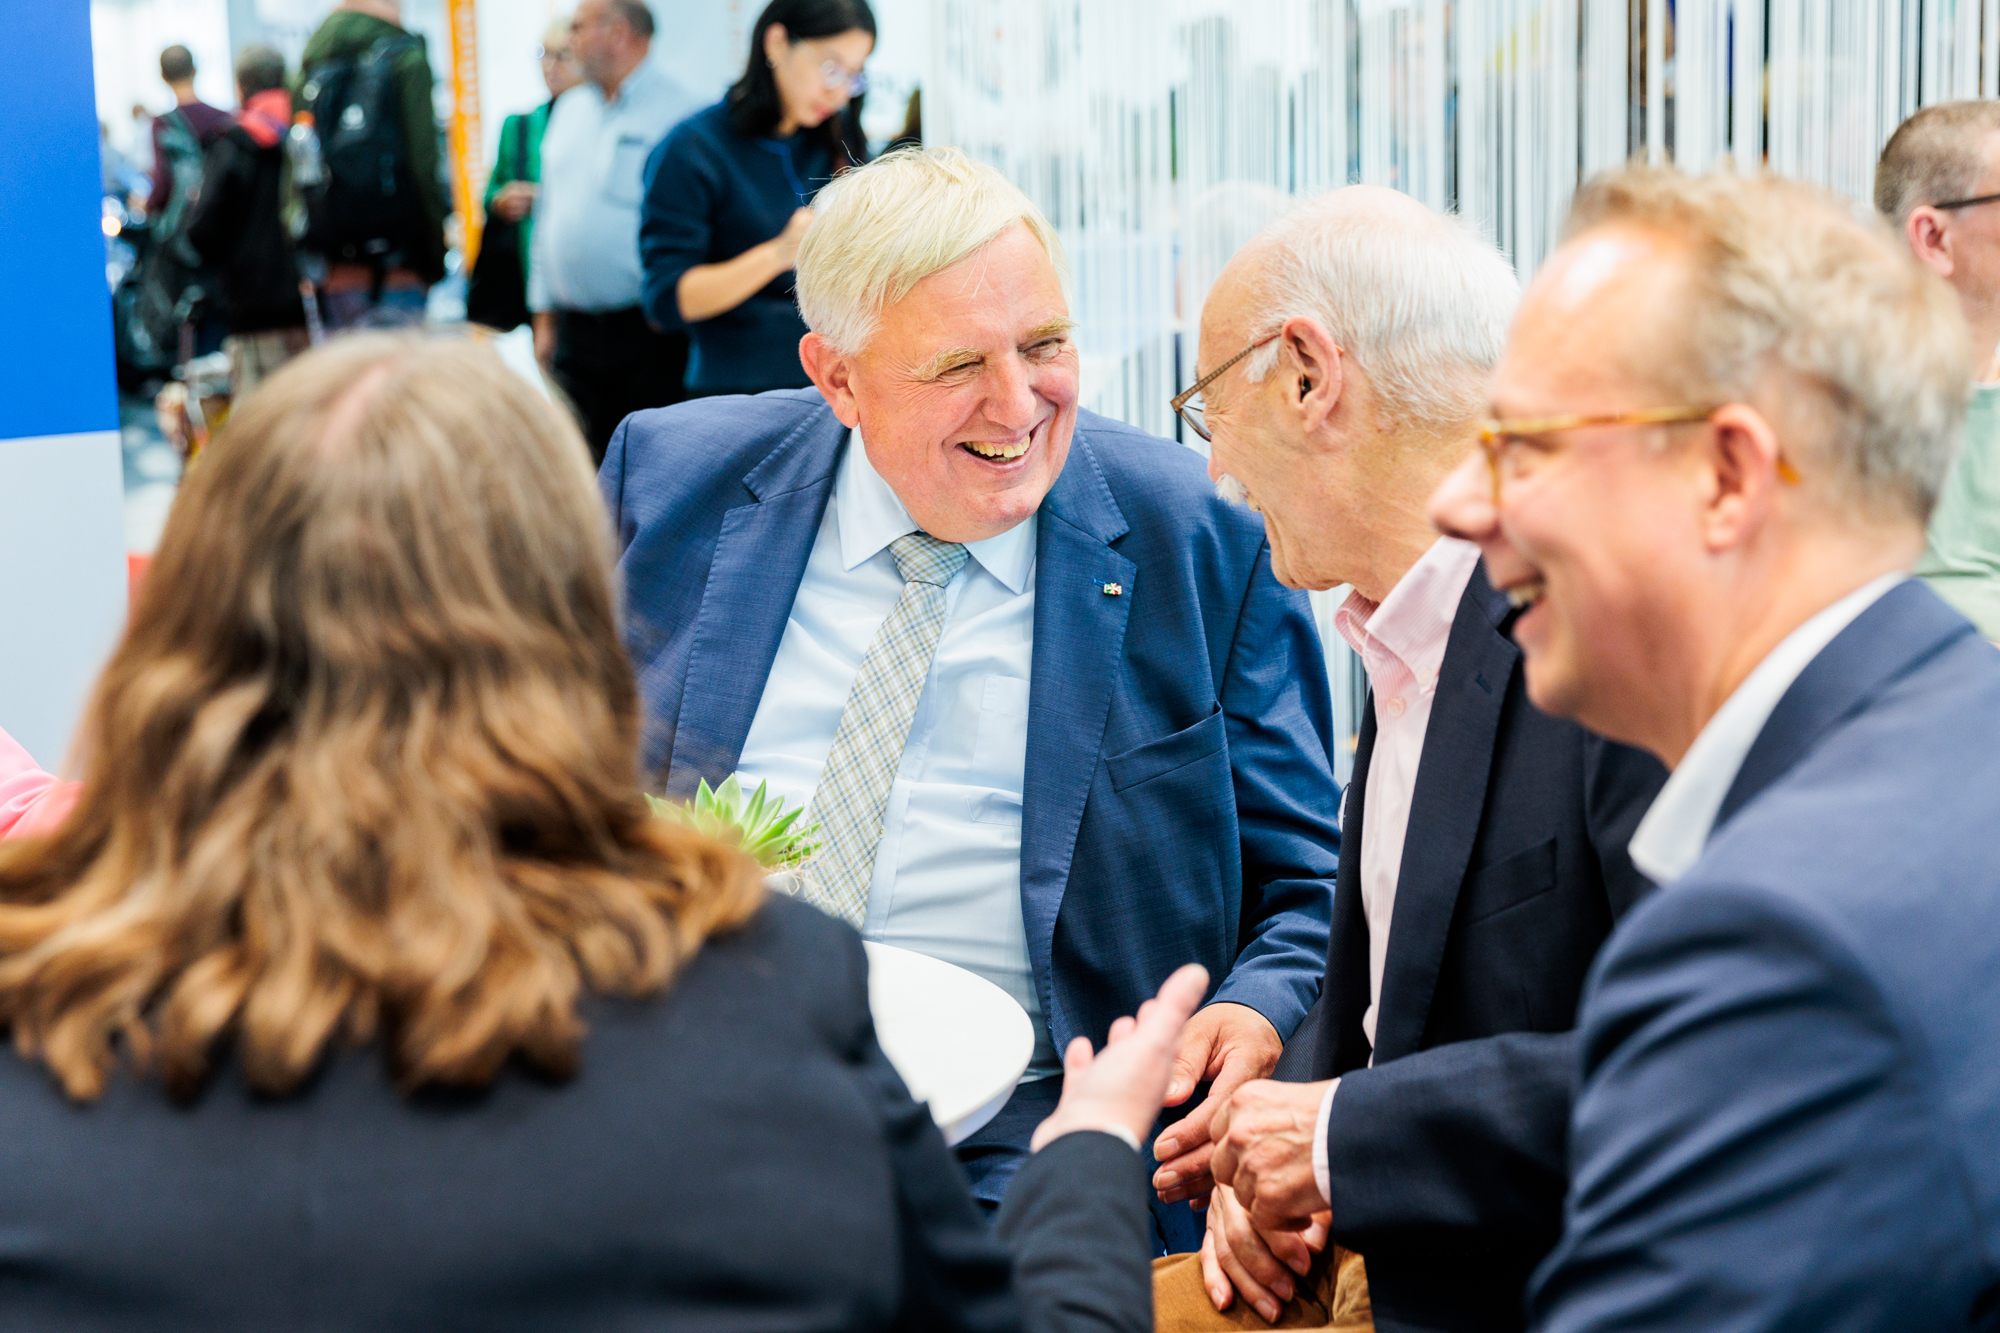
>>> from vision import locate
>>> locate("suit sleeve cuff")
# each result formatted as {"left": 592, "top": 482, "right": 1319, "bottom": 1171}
{"left": 1312, "top": 1077, "right": 1338, "bottom": 1210}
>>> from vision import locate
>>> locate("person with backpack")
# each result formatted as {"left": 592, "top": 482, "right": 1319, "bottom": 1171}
{"left": 146, "top": 46, "right": 231, "bottom": 222}
{"left": 114, "top": 45, "right": 232, "bottom": 380}
{"left": 294, "top": 0, "right": 449, "bottom": 330}
{"left": 187, "top": 47, "right": 310, "bottom": 398}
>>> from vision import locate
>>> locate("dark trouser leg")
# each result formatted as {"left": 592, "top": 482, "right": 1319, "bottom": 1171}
{"left": 955, "top": 1075, "right": 1209, "bottom": 1254}
{"left": 550, "top": 307, "right": 689, "bottom": 468}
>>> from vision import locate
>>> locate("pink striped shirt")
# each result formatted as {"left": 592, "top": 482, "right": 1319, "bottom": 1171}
{"left": 0, "top": 726, "right": 77, "bottom": 841}
{"left": 1312, "top": 535, "right": 1482, "bottom": 1207}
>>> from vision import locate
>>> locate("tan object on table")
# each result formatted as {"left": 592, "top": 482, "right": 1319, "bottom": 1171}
{"left": 1153, "top": 1245, "right": 1372, "bottom": 1332}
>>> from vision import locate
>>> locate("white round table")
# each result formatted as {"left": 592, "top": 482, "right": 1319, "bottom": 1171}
{"left": 862, "top": 941, "right": 1035, "bottom": 1146}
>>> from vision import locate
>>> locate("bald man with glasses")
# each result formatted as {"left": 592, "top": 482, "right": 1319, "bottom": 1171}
{"left": 1149, "top": 187, "right": 1667, "bottom": 1333}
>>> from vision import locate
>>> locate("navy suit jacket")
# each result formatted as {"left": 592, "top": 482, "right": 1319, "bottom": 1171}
{"left": 600, "top": 390, "right": 1341, "bottom": 1057}
{"left": 1275, "top": 566, "right": 1667, "bottom": 1333}
{"left": 0, "top": 897, "right": 1157, "bottom": 1331}
{"left": 1531, "top": 580, "right": 2000, "bottom": 1331}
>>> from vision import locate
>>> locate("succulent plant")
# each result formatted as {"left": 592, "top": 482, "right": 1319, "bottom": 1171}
{"left": 647, "top": 775, "right": 821, "bottom": 871}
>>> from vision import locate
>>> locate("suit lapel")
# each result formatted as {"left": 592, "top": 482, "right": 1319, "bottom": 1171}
{"left": 1323, "top": 705, "right": 1378, "bottom": 1076}
{"left": 1715, "top": 579, "right": 1975, "bottom": 828}
{"left": 664, "top": 407, "right": 848, "bottom": 798}
{"left": 1370, "top": 568, "right": 1518, "bottom": 1063}
{"left": 1019, "top": 431, "right": 1136, "bottom": 1042}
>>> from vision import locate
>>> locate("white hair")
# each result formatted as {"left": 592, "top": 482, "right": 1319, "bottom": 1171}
{"left": 794, "top": 147, "right": 1069, "bottom": 356}
{"left": 1240, "top": 186, "right": 1520, "bottom": 435}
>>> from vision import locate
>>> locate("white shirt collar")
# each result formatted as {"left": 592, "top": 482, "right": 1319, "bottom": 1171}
{"left": 1628, "top": 572, "right": 1905, "bottom": 884}
{"left": 834, "top": 428, "right": 1036, "bottom": 594}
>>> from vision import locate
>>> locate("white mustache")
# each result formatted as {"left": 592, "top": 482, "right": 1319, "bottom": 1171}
{"left": 1215, "top": 474, "right": 1263, "bottom": 513}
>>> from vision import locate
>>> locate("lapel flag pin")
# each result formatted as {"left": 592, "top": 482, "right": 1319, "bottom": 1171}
{"left": 1102, "top": 582, "right": 1123, "bottom": 596}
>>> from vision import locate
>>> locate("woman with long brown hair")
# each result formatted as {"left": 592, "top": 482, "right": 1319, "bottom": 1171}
{"left": 0, "top": 334, "right": 1198, "bottom": 1330}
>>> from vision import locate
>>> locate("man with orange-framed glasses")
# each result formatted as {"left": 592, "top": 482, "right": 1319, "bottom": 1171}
{"left": 1148, "top": 185, "right": 1666, "bottom": 1333}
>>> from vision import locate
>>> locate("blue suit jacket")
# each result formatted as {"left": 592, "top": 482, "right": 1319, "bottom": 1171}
{"left": 600, "top": 390, "right": 1341, "bottom": 1053}
{"left": 1530, "top": 581, "right": 2000, "bottom": 1331}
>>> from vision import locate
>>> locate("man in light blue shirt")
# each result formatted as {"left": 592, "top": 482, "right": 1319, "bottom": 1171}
{"left": 528, "top": 0, "right": 692, "bottom": 461}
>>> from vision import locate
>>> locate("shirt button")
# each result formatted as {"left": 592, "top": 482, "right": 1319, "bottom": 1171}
{"left": 1385, "top": 696, "right": 1406, "bottom": 718}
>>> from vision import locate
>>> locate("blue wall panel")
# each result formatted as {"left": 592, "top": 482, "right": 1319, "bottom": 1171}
{"left": 0, "top": 4, "right": 118, "bottom": 441}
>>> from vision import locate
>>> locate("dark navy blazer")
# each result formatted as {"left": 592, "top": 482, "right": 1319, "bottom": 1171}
{"left": 599, "top": 389, "right": 1341, "bottom": 1054}
{"left": 1531, "top": 580, "right": 2000, "bottom": 1331}
{"left": 1274, "top": 565, "right": 1667, "bottom": 1333}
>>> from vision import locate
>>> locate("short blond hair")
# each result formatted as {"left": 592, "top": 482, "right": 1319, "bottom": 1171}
{"left": 795, "top": 147, "right": 1068, "bottom": 354}
{"left": 1565, "top": 167, "right": 1970, "bottom": 524}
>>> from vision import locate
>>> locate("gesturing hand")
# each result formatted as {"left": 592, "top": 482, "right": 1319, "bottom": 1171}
{"left": 1149, "top": 1001, "right": 1283, "bottom": 1205}
{"left": 1199, "top": 1183, "right": 1330, "bottom": 1323}
{"left": 1031, "top": 964, "right": 1211, "bottom": 1153}
{"left": 1207, "top": 1078, "right": 1330, "bottom": 1230}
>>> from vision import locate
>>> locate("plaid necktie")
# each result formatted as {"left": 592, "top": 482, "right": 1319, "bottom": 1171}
{"left": 799, "top": 532, "right": 970, "bottom": 926}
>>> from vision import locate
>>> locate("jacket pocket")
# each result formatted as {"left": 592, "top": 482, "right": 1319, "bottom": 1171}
{"left": 1457, "top": 836, "right": 1558, "bottom": 925}
{"left": 1106, "top": 706, "right": 1226, "bottom": 792}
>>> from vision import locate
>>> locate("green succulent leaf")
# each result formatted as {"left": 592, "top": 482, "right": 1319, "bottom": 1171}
{"left": 646, "top": 776, "right": 822, "bottom": 871}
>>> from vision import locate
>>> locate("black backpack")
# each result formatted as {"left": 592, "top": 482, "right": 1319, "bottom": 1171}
{"left": 296, "top": 34, "right": 426, "bottom": 269}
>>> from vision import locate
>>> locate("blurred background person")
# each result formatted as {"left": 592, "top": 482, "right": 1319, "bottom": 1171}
{"left": 639, "top": 0, "right": 874, "bottom": 400}
{"left": 295, "top": 0, "right": 449, "bottom": 331}
{"left": 1878, "top": 100, "right": 2000, "bottom": 642}
{"left": 465, "top": 17, "right": 580, "bottom": 333}
{"left": 146, "top": 44, "right": 230, "bottom": 224}
{"left": 187, "top": 45, "right": 308, "bottom": 399}
{"left": 530, "top": 0, "right": 693, "bottom": 463}
{"left": 0, "top": 331, "right": 1196, "bottom": 1330}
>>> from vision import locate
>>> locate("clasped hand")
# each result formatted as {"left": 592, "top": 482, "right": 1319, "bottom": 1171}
{"left": 1195, "top": 1078, "right": 1334, "bottom": 1319}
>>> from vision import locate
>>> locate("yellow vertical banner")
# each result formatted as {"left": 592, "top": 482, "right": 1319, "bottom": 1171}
{"left": 446, "top": 0, "right": 485, "bottom": 267}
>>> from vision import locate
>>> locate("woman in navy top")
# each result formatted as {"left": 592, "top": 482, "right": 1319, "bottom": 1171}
{"left": 639, "top": 0, "right": 875, "bottom": 396}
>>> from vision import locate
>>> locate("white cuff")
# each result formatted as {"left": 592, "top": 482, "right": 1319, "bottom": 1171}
{"left": 1311, "top": 1078, "right": 1339, "bottom": 1209}
{"left": 1102, "top": 1124, "right": 1143, "bottom": 1153}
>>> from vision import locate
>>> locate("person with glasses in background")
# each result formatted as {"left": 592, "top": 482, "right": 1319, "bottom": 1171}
{"left": 1878, "top": 102, "right": 2000, "bottom": 644}
{"left": 465, "top": 18, "right": 581, "bottom": 332}
{"left": 529, "top": 0, "right": 694, "bottom": 463}
{"left": 638, "top": 0, "right": 875, "bottom": 400}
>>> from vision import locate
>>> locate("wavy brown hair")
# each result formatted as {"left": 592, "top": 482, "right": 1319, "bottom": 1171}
{"left": 0, "top": 334, "right": 761, "bottom": 1101}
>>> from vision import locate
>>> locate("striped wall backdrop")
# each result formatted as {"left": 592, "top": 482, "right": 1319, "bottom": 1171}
{"left": 928, "top": 0, "right": 2000, "bottom": 438}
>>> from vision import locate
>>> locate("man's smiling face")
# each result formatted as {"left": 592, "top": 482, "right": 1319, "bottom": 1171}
{"left": 838, "top": 222, "right": 1079, "bottom": 543}
{"left": 1429, "top": 226, "right": 1715, "bottom": 742}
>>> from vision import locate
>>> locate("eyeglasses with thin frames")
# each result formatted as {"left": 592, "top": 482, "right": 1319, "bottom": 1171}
{"left": 1169, "top": 332, "right": 1280, "bottom": 442}
{"left": 1476, "top": 406, "right": 1800, "bottom": 502}
{"left": 1932, "top": 190, "right": 2000, "bottom": 212}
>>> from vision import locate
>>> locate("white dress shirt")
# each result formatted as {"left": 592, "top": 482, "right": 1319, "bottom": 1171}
{"left": 527, "top": 60, "right": 692, "bottom": 313}
{"left": 1627, "top": 573, "right": 1904, "bottom": 884}
{"left": 1311, "top": 536, "right": 1482, "bottom": 1207}
{"left": 735, "top": 431, "right": 1059, "bottom": 1078}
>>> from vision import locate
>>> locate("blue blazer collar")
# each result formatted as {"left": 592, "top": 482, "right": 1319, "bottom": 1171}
{"left": 1715, "top": 578, "right": 1975, "bottom": 829}
{"left": 663, "top": 401, "right": 846, "bottom": 797}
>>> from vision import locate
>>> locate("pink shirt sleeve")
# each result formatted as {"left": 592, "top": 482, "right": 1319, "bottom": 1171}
{"left": 0, "top": 727, "right": 78, "bottom": 840}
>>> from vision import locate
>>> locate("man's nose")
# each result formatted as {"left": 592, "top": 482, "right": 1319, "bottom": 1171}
{"left": 1429, "top": 450, "right": 1498, "bottom": 542}
{"left": 986, "top": 354, "right": 1038, "bottom": 432}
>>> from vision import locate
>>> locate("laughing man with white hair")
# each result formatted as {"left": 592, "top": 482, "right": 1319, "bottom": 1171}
{"left": 600, "top": 147, "right": 1342, "bottom": 1250}
{"left": 1148, "top": 186, "right": 1668, "bottom": 1333}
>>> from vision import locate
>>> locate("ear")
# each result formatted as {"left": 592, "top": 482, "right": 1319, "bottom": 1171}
{"left": 1906, "top": 206, "right": 1955, "bottom": 280}
{"left": 763, "top": 23, "right": 790, "bottom": 64}
{"left": 799, "top": 333, "right": 862, "bottom": 427}
{"left": 1278, "top": 315, "right": 1345, "bottom": 434}
{"left": 1699, "top": 403, "right": 1786, "bottom": 553}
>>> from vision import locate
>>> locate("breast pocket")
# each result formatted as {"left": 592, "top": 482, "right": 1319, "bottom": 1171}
{"left": 969, "top": 676, "right": 1031, "bottom": 825}
{"left": 606, "top": 135, "right": 651, "bottom": 206}
{"left": 1457, "top": 837, "right": 1559, "bottom": 925}
{"left": 1106, "top": 705, "right": 1227, "bottom": 792}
